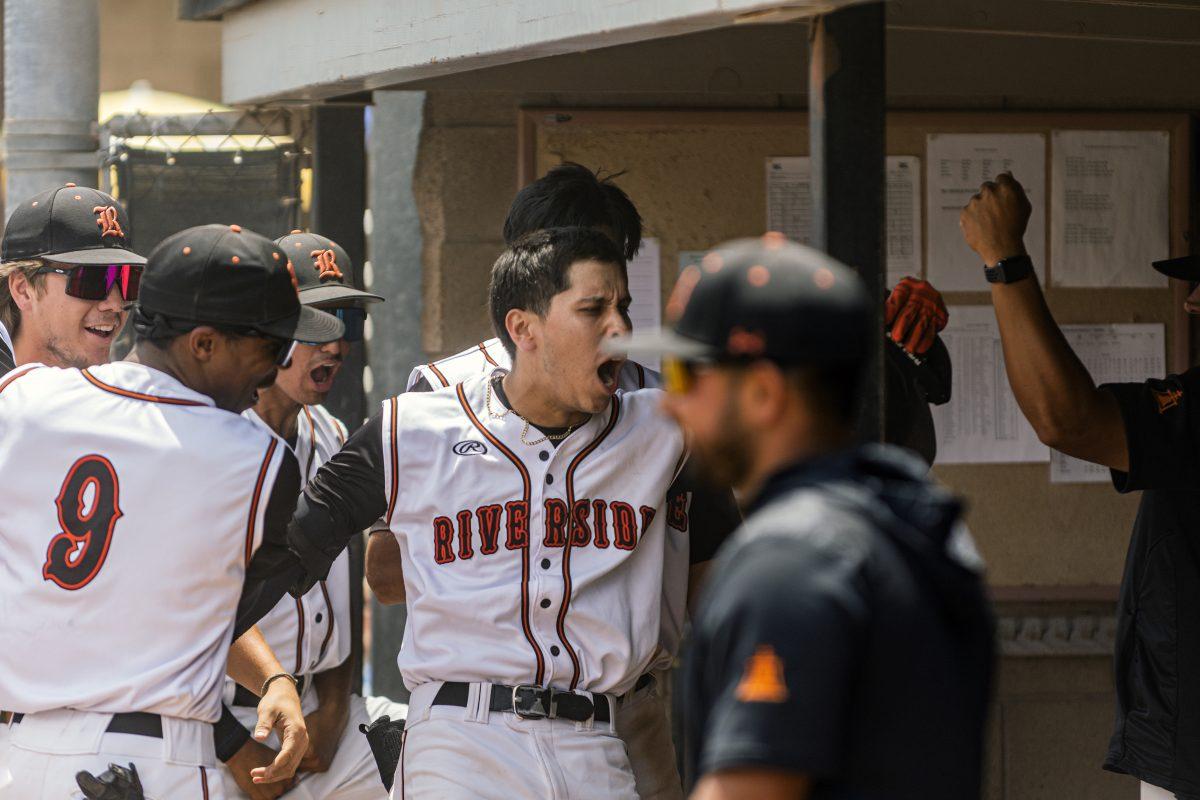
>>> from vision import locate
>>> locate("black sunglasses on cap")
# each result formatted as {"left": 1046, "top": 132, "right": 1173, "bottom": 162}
{"left": 35, "top": 263, "right": 142, "bottom": 301}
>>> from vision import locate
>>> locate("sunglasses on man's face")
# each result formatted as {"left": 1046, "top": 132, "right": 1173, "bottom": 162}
{"left": 36, "top": 263, "right": 142, "bottom": 302}
{"left": 329, "top": 307, "right": 367, "bottom": 343}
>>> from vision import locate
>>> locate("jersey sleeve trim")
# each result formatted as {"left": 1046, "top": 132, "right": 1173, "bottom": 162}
{"left": 426, "top": 361, "right": 450, "bottom": 388}
{"left": 456, "top": 381, "right": 545, "bottom": 685}
{"left": 81, "top": 368, "right": 207, "bottom": 406}
{"left": 301, "top": 406, "right": 319, "bottom": 478}
{"left": 0, "top": 363, "right": 43, "bottom": 394}
{"left": 246, "top": 439, "right": 280, "bottom": 568}
{"left": 560, "top": 393, "right": 622, "bottom": 690}
{"left": 385, "top": 397, "right": 401, "bottom": 525}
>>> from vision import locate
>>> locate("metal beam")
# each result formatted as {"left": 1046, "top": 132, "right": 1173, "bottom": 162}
{"left": 809, "top": 3, "right": 886, "bottom": 440}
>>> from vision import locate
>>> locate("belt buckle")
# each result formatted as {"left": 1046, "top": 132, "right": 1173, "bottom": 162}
{"left": 511, "top": 685, "right": 554, "bottom": 720}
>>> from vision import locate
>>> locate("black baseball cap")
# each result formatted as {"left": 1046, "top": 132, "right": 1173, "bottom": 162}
{"left": 138, "top": 224, "right": 343, "bottom": 343}
{"left": 275, "top": 230, "right": 383, "bottom": 306}
{"left": 2, "top": 183, "right": 145, "bottom": 265}
{"left": 611, "top": 233, "right": 871, "bottom": 365}
{"left": 1152, "top": 255, "right": 1200, "bottom": 282}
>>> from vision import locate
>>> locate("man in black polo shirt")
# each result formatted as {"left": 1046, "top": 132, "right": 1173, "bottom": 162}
{"left": 960, "top": 172, "right": 1200, "bottom": 800}
{"left": 617, "top": 234, "right": 995, "bottom": 800}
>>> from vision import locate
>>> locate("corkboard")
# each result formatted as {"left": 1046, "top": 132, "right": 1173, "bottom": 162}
{"left": 520, "top": 109, "right": 1192, "bottom": 593}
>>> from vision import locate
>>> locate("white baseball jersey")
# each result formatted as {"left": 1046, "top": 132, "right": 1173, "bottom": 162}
{"left": 233, "top": 405, "right": 353, "bottom": 698}
{"left": 408, "top": 337, "right": 658, "bottom": 393}
{"left": 380, "top": 373, "right": 689, "bottom": 697}
{"left": 0, "top": 362, "right": 295, "bottom": 723}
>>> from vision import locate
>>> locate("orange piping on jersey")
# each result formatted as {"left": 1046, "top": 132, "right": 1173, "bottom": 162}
{"left": 427, "top": 362, "right": 449, "bottom": 388}
{"left": 245, "top": 439, "right": 278, "bottom": 568}
{"left": 385, "top": 397, "right": 400, "bottom": 524}
{"left": 478, "top": 342, "right": 499, "bottom": 367}
{"left": 0, "top": 364, "right": 42, "bottom": 394}
{"left": 294, "top": 595, "right": 306, "bottom": 674}
{"left": 635, "top": 363, "right": 645, "bottom": 389}
{"left": 317, "top": 580, "right": 336, "bottom": 662}
{"left": 559, "top": 394, "right": 621, "bottom": 690}
{"left": 301, "top": 406, "right": 318, "bottom": 479}
{"left": 456, "top": 382, "right": 545, "bottom": 685}
{"left": 81, "top": 369, "right": 206, "bottom": 406}
{"left": 199, "top": 766, "right": 210, "bottom": 799}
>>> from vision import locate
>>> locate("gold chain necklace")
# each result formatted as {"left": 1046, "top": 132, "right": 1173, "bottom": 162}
{"left": 485, "top": 377, "right": 579, "bottom": 446}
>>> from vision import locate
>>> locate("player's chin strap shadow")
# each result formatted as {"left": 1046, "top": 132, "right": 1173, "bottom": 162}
{"left": 75, "top": 762, "right": 144, "bottom": 800}
{"left": 360, "top": 715, "right": 406, "bottom": 792}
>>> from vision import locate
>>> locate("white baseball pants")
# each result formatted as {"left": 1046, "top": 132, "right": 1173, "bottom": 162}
{"left": 0, "top": 709, "right": 221, "bottom": 799}
{"left": 1142, "top": 781, "right": 1178, "bottom": 799}
{"left": 615, "top": 672, "right": 683, "bottom": 800}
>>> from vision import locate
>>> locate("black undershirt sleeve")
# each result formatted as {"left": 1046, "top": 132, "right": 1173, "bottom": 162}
{"left": 409, "top": 374, "right": 434, "bottom": 393}
{"left": 214, "top": 704, "right": 251, "bottom": 762}
{"left": 668, "top": 462, "right": 742, "bottom": 565}
{"left": 0, "top": 337, "right": 13, "bottom": 378}
{"left": 233, "top": 448, "right": 304, "bottom": 639}
{"left": 1104, "top": 367, "right": 1200, "bottom": 492}
{"left": 286, "top": 410, "right": 389, "bottom": 582}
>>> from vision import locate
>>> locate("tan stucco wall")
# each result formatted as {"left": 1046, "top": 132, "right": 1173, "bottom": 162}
{"left": 99, "top": 0, "right": 221, "bottom": 101}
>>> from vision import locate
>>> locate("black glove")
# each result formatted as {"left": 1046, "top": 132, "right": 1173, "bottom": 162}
{"left": 359, "top": 715, "right": 406, "bottom": 791}
{"left": 75, "top": 762, "right": 144, "bottom": 800}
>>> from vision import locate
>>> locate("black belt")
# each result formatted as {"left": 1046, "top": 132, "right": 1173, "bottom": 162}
{"left": 11, "top": 711, "right": 162, "bottom": 739}
{"left": 432, "top": 674, "right": 654, "bottom": 724}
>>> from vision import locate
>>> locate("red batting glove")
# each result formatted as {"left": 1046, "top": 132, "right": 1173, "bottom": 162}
{"left": 885, "top": 277, "right": 948, "bottom": 355}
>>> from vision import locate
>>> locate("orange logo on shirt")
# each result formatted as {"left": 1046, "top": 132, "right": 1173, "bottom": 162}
{"left": 735, "top": 645, "right": 789, "bottom": 703}
{"left": 1153, "top": 388, "right": 1183, "bottom": 414}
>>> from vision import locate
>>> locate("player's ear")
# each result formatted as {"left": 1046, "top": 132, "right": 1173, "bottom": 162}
{"left": 9, "top": 269, "right": 35, "bottom": 312}
{"left": 742, "top": 361, "right": 788, "bottom": 428}
{"left": 505, "top": 307, "right": 537, "bottom": 353}
{"left": 185, "top": 326, "right": 220, "bottom": 363}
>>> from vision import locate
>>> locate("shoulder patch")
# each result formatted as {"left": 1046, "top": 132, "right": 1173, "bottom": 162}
{"left": 1153, "top": 387, "right": 1183, "bottom": 414}
{"left": 735, "top": 644, "right": 789, "bottom": 703}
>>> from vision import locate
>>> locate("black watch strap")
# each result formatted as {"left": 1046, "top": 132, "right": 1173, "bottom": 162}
{"left": 984, "top": 254, "right": 1034, "bottom": 284}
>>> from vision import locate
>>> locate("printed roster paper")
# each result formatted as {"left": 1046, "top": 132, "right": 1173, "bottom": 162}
{"left": 932, "top": 305, "right": 1049, "bottom": 464}
{"left": 1050, "top": 131, "right": 1169, "bottom": 288}
{"left": 925, "top": 134, "right": 1046, "bottom": 292}
{"left": 766, "top": 156, "right": 922, "bottom": 287}
{"left": 1050, "top": 324, "right": 1165, "bottom": 483}
{"left": 626, "top": 237, "right": 662, "bottom": 371}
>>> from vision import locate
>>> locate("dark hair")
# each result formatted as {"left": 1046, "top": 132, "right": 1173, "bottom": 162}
{"left": 788, "top": 362, "right": 865, "bottom": 428}
{"left": 504, "top": 163, "right": 643, "bottom": 261}
{"left": 489, "top": 227, "right": 626, "bottom": 357}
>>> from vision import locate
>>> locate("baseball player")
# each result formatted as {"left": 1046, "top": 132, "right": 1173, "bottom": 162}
{"left": 217, "top": 230, "right": 407, "bottom": 800}
{"left": 0, "top": 223, "right": 346, "bottom": 797}
{"left": 0, "top": 184, "right": 144, "bottom": 379}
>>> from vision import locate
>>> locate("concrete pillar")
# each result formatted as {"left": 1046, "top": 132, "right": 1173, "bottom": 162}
{"left": 365, "top": 90, "right": 425, "bottom": 702}
{"left": 2, "top": 0, "right": 100, "bottom": 217}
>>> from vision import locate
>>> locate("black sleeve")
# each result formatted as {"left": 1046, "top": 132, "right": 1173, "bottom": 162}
{"left": 233, "top": 449, "right": 305, "bottom": 638}
{"left": 0, "top": 336, "right": 13, "bottom": 378}
{"left": 214, "top": 704, "right": 252, "bottom": 762}
{"left": 408, "top": 374, "right": 434, "bottom": 393}
{"left": 286, "top": 409, "right": 389, "bottom": 582}
{"left": 695, "top": 539, "right": 867, "bottom": 777}
{"left": 668, "top": 462, "right": 742, "bottom": 565}
{"left": 1104, "top": 367, "right": 1200, "bottom": 492}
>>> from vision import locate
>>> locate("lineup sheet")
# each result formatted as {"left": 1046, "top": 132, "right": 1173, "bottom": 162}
{"left": 932, "top": 305, "right": 1049, "bottom": 464}
{"left": 626, "top": 237, "right": 662, "bottom": 371}
{"left": 1050, "top": 324, "right": 1165, "bottom": 483}
{"left": 925, "top": 134, "right": 1046, "bottom": 292}
{"left": 1050, "top": 131, "right": 1169, "bottom": 288}
{"left": 765, "top": 156, "right": 921, "bottom": 288}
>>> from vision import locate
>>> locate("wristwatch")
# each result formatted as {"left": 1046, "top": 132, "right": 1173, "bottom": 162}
{"left": 984, "top": 254, "right": 1034, "bottom": 284}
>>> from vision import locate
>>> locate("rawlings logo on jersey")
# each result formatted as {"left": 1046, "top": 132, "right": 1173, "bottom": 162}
{"left": 453, "top": 440, "right": 488, "bottom": 456}
{"left": 432, "top": 499, "right": 657, "bottom": 564}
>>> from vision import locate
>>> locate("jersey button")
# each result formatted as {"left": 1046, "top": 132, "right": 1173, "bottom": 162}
{"left": 539, "top": 450, "right": 550, "bottom": 462}
{"left": 540, "top": 598, "right": 551, "bottom": 609}
{"left": 546, "top": 474, "right": 554, "bottom": 485}
{"left": 540, "top": 558, "right": 551, "bottom": 570}
{"left": 315, "top": 613, "right": 323, "bottom": 623}
{"left": 550, "top": 646, "right": 561, "bottom": 656}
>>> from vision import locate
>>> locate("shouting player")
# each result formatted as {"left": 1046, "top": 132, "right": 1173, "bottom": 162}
{"left": 286, "top": 227, "right": 714, "bottom": 797}
{"left": 0, "top": 224, "right": 344, "bottom": 797}
{"left": 218, "top": 229, "right": 407, "bottom": 800}
{"left": 0, "top": 184, "right": 144, "bottom": 378}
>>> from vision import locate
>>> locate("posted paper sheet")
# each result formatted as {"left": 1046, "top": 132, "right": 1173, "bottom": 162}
{"left": 626, "top": 237, "right": 662, "bottom": 371}
{"left": 1050, "top": 131, "right": 1169, "bottom": 287}
{"left": 1050, "top": 324, "right": 1165, "bottom": 483}
{"left": 932, "top": 305, "right": 1049, "bottom": 464}
{"left": 925, "top": 134, "right": 1046, "bottom": 291}
{"left": 765, "top": 156, "right": 922, "bottom": 287}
